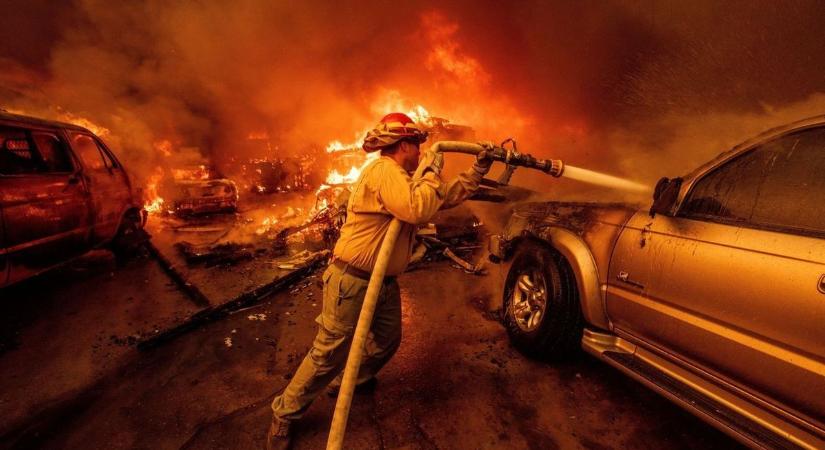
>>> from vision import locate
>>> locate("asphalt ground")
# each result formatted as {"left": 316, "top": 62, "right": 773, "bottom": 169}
{"left": 0, "top": 251, "right": 740, "bottom": 450}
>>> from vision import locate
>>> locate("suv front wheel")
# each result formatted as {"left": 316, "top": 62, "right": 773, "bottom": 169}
{"left": 502, "top": 241, "right": 583, "bottom": 360}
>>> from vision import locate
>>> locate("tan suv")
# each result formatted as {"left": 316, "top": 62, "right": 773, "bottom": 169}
{"left": 0, "top": 111, "right": 145, "bottom": 288}
{"left": 489, "top": 116, "right": 825, "bottom": 449}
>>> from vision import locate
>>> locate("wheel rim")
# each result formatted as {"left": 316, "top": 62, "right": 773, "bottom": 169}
{"left": 510, "top": 270, "right": 548, "bottom": 332}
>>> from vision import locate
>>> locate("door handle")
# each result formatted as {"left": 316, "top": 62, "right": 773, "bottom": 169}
{"left": 617, "top": 270, "right": 645, "bottom": 289}
{"left": 818, "top": 274, "right": 825, "bottom": 294}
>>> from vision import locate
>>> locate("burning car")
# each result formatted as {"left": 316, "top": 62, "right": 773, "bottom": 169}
{"left": 165, "top": 165, "right": 238, "bottom": 215}
{"left": 0, "top": 111, "right": 145, "bottom": 288}
{"left": 245, "top": 157, "right": 317, "bottom": 194}
{"left": 489, "top": 116, "right": 825, "bottom": 448}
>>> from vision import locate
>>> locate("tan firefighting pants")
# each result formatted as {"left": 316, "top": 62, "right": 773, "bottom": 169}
{"left": 271, "top": 263, "right": 401, "bottom": 421}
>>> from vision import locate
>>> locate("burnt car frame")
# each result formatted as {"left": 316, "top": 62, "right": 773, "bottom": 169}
{"left": 489, "top": 116, "right": 825, "bottom": 449}
{"left": 0, "top": 111, "right": 145, "bottom": 288}
{"left": 165, "top": 165, "right": 238, "bottom": 216}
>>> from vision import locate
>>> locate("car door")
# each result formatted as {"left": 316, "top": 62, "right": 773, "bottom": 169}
{"left": 0, "top": 124, "right": 92, "bottom": 286}
{"left": 67, "top": 131, "right": 131, "bottom": 244}
{"left": 606, "top": 126, "right": 825, "bottom": 431}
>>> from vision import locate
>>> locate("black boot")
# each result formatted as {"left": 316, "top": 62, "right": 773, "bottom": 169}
{"left": 266, "top": 416, "right": 291, "bottom": 450}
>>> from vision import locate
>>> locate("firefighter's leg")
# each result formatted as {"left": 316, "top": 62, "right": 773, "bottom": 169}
{"left": 328, "top": 278, "right": 401, "bottom": 389}
{"left": 271, "top": 265, "right": 367, "bottom": 421}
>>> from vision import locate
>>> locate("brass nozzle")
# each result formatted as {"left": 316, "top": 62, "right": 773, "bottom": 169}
{"left": 548, "top": 159, "right": 564, "bottom": 177}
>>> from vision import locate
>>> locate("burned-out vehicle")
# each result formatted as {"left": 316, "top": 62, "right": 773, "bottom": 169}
{"left": 246, "top": 157, "right": 314, "bottom": 193}
{"left": 490, "top": 116, "right": 825, "bottom": 449}
{"left": 0, "top": 111, "right": 145, "bottom": 288}
{"left": 166, "top": 165, "right": 238, "bottom": 215}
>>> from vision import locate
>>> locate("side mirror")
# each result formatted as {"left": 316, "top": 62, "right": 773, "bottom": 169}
{"left": 649, "top": 177, "right": 682, "bottom": 217}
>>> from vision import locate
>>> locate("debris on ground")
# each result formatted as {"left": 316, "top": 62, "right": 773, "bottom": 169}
{"left": 275, "top": 249, "right": 330, "bottom": 270}
{"left": 247, "top": 313, "right": 267, "bottom": 321}
{"left": 443, "top": 248, "right": 486, "bottom": 275}
{"left": 407, "top": 216, "right": 485, "bottom": 273}
{"left": 224, "top": 337, "right": 233, "bottom": 348}
{"left": 175, "top": 241, "right": 258, "bottom": 267}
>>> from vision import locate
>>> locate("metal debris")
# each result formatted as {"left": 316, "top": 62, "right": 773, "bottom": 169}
{"left": 443, "top": 247, "right": 486, "bottom": 275}
{"left": 175, "top": 241, "right": 257, "bottom": 267}
{"left": 275, "top": 249, "right": 330, "bottom": 270}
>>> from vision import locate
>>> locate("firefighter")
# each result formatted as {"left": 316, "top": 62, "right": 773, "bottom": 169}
{"left": 267, "top": 112, "right": 493, "bottom": 449}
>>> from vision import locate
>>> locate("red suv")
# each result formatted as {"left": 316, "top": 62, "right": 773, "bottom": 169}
{"left": 0, "top": 111, "right": 145, "bottom": 288}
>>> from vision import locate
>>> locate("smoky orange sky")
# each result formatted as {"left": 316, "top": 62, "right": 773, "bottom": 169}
{"left": 3, "top": 0, "right": 825, "bottom": 199}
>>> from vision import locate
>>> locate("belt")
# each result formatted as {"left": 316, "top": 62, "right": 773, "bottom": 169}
{"left": 332, "top": 259, "right": 396, "bottom": 284}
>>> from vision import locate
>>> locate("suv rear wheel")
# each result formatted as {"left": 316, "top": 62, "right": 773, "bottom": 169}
{"left": 503, "top": 241, "right": 583, "bottom": 360}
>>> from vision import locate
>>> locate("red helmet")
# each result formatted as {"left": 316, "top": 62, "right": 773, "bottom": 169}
{"left": 362, "top": 112, "right": 428, "bottom": 152}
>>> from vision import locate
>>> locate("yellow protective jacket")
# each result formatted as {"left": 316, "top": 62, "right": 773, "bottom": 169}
{"left": 332, "top": 156, "right": 483, "bottom": 276}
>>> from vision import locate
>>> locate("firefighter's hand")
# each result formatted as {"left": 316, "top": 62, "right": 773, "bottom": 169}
{"left": 420, "top": 149, "right": 444, "bottom": 176}
{"left": 473, "top": 142, "right": 495, "bottom": 175}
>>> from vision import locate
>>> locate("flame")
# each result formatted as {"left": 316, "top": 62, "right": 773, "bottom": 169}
{"left": 247, "top": 131, "right": 269, "bottom": 140}
{"left": 255, "top": 215, "right": 280, "bottom": 235}
{"left": 56, "top": 112, "right": 111, "bottom": 137}
{"left": 172, "top": 165, "right": 211, "bottom": 180}
{"left": 324, "top": 151, "right": 379, "bottom": 185}
{"left": 5, "top": 108, "right": 112, "bottom": 137}
{"left": 406, "top": 105, "right": 433, "bottom": 126}
{"left": 153, "top": 139, "right": 173, "bottom": 157}
{"left": 325, "top": 140, "right": 351, "bottom": 153}
{"left": 143, "top": 167, "right": 165, "bottom": 215}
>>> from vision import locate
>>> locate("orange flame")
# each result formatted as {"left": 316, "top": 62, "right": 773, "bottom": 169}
{"left": 143, "top": 167, "right": 165, "bottom": 214}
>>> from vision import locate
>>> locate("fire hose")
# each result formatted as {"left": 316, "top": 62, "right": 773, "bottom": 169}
{"left": 326, "top": 140, "right": 563, "bottom": 450}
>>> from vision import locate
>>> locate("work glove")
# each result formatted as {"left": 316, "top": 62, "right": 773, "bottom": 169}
{"left": 473, "top": 142, "right": 495, "bottom": 176}
{"left": 419, "top": 149, "right": 444, "bottom": 176}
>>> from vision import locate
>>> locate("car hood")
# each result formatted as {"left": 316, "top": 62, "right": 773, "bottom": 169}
{"left": 511, "top": 201, "right": 637, "bottom": 236}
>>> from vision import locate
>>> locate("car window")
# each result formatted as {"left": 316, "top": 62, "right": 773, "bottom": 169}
{"left": 32, "top": 132, "right": 74, "bottom": 173}
{"left": 681, "top": 126, "right": 825, "bottom": 236}
{"left": 96, "top": 140, "right": 119, "bottom": 169}
{"left": 70, "top": 132, "right": 107, "bottom": 171}
{"left": 0, "top": 126, "right": 45, "bottom": 174}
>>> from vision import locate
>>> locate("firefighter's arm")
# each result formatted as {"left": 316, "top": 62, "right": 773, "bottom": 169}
{"left": 439, "top": 146, "right": 493, "bottom": 209}
{"left": 439, "top": 168, "right": 484, "bottom": 210}
{"left": 377, "top": 161, "right": 446, "bottom": 225}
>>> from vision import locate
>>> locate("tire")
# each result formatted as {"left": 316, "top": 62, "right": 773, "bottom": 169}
{"left": 502, "top": 240, "right": 583, "bottom": 360}
{"left": 110, "top": 210, "right": 147, "bottom": 262}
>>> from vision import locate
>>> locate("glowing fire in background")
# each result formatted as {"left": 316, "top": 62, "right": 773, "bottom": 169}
{"left": 143, "top": 167, "right": 165, "bottom": 214}
{"left": 324, "top": 152, "right": 379, "bottom": 185}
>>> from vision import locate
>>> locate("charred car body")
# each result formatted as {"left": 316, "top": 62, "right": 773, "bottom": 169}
{"left": 165, "top": 165, "right": 238, "bottom": 215}
{"left": 490, "top": 116, "right": 825, "bottom": 449}
{"left": 0, "top": 112, "right": 144, "bottom": 288}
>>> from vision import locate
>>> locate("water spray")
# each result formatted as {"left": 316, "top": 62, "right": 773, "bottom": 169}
{"left": 326, "top": 140, "right": 566, "bottom": 450}
{"left": 422, "top": 139, "right": 649, "bottom": 194}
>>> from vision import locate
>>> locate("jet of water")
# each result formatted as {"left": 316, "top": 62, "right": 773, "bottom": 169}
{"left": 562, "top": 165, "right": 651, "bottom": 194}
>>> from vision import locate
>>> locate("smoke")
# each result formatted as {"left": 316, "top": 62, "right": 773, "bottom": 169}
{"left": 3, "top": 0, "right": 825, "bottom": 200}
